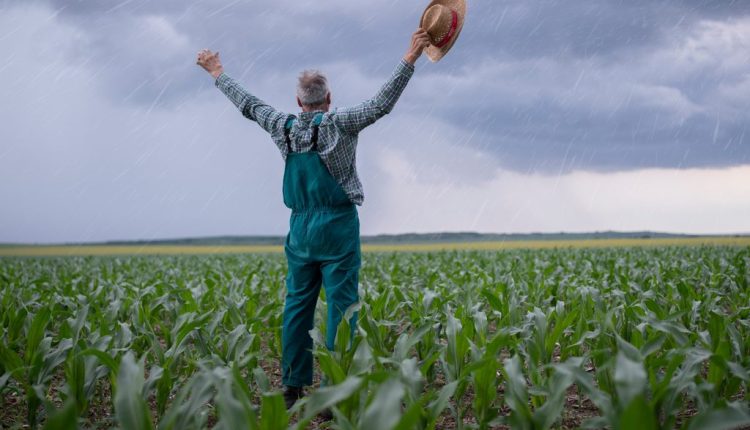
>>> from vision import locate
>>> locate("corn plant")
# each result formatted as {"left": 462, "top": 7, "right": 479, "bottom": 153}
{"left": 0, "top": 246, "right": 748, "bottom": 428}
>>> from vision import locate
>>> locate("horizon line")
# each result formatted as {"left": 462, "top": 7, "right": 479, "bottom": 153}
{"left": 3, "top": 230, "right": 750, "bottom": 247}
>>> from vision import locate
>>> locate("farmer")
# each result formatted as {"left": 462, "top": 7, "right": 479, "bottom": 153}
{"left": 196, "top": 0, "right": 465, "bottom": 411}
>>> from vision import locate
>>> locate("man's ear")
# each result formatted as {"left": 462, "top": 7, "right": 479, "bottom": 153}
{"left": 326, "top": 92, "right": 331, "bottom": 105}
{"left": 297, "top": 97, "right": 303, "bottom": 108}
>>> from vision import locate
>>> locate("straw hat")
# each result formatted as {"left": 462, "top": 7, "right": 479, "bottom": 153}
{"left": 420, "top": 0, "right": 466, "bottom": 62}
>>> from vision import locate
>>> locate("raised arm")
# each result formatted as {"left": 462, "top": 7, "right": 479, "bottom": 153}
{"left": 333, "top": 29, "right": 430, "bottom": 135}
{"left": 196, "top": 49, "right": 286, "bottom": 135}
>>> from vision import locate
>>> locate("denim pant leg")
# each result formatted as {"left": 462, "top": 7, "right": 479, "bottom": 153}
{"left": 320, "top": 248, "right": 361, "bottom": 352}
{"left": 281, "top": 253, "right": 322, "bottom": 387}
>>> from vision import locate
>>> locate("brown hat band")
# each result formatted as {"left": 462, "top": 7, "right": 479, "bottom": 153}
{"left": 434, "top": 10, "right": 458, "bottom": 48}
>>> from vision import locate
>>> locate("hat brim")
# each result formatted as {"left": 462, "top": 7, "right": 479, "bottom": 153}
{"left": 420, "top": 0, "right": 466, "bottom": 62}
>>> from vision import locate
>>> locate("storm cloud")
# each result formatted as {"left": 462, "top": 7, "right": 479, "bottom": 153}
{"left": 1, "top": 0, "right": 749, "bottom": 242}
{"left": 10, "top": 0, "right": 750, "bottom": 171}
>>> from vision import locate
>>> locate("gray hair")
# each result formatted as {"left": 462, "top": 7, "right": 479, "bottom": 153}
{"left": 296, "top": 70, "right": 329, "bottom": 107}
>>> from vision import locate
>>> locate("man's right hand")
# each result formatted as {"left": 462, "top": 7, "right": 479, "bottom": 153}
{"left": 196, "top": 49, "right": 224, "bottom": 79}
{"left": 403, "top": 29, "right": 431, "bottom": 65}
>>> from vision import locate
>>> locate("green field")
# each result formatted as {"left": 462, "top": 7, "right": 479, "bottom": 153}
{"left": 1, "top": 246, "right": 749, "bottom": 429}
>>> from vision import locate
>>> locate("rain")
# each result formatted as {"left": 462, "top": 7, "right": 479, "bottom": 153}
{"left": 0, "top": 0, "right": 749, "bottom": 240}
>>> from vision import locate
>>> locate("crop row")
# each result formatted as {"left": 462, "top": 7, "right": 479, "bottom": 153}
{"left": 1, "top": 246, "right": 749, "bottom": 429}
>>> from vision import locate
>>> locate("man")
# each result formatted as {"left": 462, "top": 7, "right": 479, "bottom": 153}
{"left": 197, "top": 28, "right": 431, "bottom": 408}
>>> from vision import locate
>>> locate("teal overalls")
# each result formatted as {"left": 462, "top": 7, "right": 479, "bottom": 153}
{"left": 281, "top": 113, "right": 361, "bottom": 388}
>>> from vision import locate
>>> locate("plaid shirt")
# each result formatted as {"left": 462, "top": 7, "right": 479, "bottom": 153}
{"left": 215, "top": 59, "right": 415, "bottom": 205}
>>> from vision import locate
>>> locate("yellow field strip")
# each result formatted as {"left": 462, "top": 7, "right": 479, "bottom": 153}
{"left": 0, "top": 237, "right": 748, "bottom": 257}
{"left": 363, "top": 237, "right": 750, "bottom": 252}
{"left": 0, "top": 245, "right": 283, "bottom": 257}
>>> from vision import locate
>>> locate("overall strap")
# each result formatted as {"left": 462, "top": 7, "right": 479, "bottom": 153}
{"left": 310, "top": 113, "right": 324, "bottom": 152}
{"left": 284, "top": 116, "right": 296, "bottom": 154}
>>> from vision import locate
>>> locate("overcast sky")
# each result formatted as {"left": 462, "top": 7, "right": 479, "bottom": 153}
{"left": 1, "top": 0, "right": 749, "bottom": 243}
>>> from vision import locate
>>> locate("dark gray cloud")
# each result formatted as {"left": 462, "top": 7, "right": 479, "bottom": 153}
{"left": 10, "top": 0, "right": 746, "bottom": 173}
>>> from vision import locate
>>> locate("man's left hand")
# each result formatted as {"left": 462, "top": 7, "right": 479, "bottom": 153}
{"left": 404, "top": 29, "right": 431, "bottom": 65}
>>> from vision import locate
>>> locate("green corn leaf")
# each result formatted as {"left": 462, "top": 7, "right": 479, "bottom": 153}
{"left": 155, "top": 366, "right": 172, "bottom": 416}
{"left": 617, "top": 394, "right": 657, "bottom": 430}
{"left": 302, "top": 376, "right": 363, "bottom": 421}
{"left": 78, "top": 348, "right": 118, "bottom": 373}
{"left": 259, "top": 392, "right": 288, "bottom": 430}
{"left": 533, "top": 369, "right": 575, "bottom": 430}
{"left": 614, "top": 351, "right": 647, "bottom": 408}
{"left": 225, "top": 324, "right": 248, "bottom": 359}
{"left": 428, "top": 380, "right": 458, "bottom": 420}
{"left": 114, "top": 352, "right": 153, "bottom": 430}
{"left": 359, "top": 378, "right": 405, "bottom": 430}
{"left": 392, "top": 324, "right": 431, "bottom": 363}
{"left": 64, "top": 352, "right": 86, "bottom": 414}
{"left": 315, "top": 349, "right": 347, "bottom": 385}
{"left": 42, "top": 399, "right": 79, "bottom": 430}
{"left": 0, "top": 343, "right": 24, "bottom": 378}
{"left": 445, "top": 313, "right": 469, "bottom": 381}
{"left": 25, "top": 308, "right": 51, "bottom": 365}
{"left": 399, "top": 357, "right": 423, "bottom": 400}
{"left": 640, "top": 333, "right": 667, "bottom": 358}
{"left": 393, "top": 398, "right": 425, "bottom": 430}
{"left": 330, "top": 408, "right": 356, "bottom": 430}
{"left": 336, "top": 311, "right": 353, "bottom": 358}
{"left": 67, "top": 305, "right": 89, "bottom": 344}
{"left": 481, "top": 288, "right": 505, "bottom": 313}
{"left": 0, "top": 372, "right": 11, "bottom": 391}
{"left": 553, "top": 357, "right": 611, "bottom": 413}
{"left": 726, "top": 361, "right": 750, "bottom": 382}
{"left": 351, "top": 337, "right": 374, "bottom": 375}
{"left": 687, "top": 401, "right": 750, "bottom": 430}
{"left": 503, "top": 355, "right": 534, "bottom": 428}
{"left": 252, "top": 367, "right": 271, "bottom": 393}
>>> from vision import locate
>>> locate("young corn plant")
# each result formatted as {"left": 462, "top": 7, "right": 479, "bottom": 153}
{"left": 500, "top": 354, "right": 576, "bottom": 430}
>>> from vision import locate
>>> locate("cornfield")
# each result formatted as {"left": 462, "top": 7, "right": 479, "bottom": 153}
{"left": 1, "top": 246, "right": 749, "bottom": 429}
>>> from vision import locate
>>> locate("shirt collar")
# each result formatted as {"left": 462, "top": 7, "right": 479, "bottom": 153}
{"left": 298, "top": 110, "right": 326, "bottom": 122}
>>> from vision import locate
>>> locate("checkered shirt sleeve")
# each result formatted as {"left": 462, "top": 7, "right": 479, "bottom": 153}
{"left": 331, "top": 59, "right": 415, "bottom": 135}
{"left": 214, "top": 73, "right": 287, "bottom": 135}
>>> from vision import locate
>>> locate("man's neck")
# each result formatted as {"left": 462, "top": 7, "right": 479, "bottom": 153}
{"left": 301, "top": 105, "right": 329, "bottom": 113}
